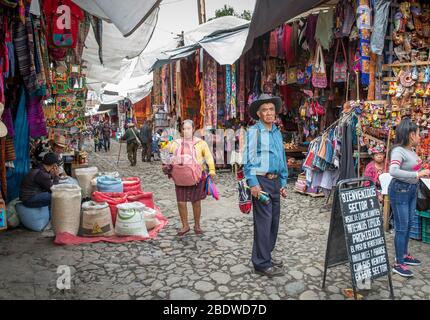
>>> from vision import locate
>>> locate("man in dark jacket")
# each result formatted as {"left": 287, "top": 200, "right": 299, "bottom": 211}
{"left": 20, "top": 153, "right": 60, "bottom": 208}
{"left": 102, "top": 121, "right": 112, "bottom": 152}
{"left": 139, "top": 120, "right": 153, "bottom": 162}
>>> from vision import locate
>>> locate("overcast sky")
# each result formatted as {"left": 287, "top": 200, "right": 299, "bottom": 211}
{"left": 145, "top": 0, "right": 256, "bottom": 52}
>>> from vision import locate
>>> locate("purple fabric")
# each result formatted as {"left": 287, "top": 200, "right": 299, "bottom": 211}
{"left": 27, "top": 95, "right": 47, "bottom": 138}
{"left": 2, "top": 107, "right": 15, "bottom": 138}
{"left": 306, "top": 14, "right": 318, "bottom": 52}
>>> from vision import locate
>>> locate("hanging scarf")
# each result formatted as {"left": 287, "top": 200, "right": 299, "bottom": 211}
{"left": 217, "top": 64, "right": 226, "bottom": 124}
{"left": 283, "top": 23, "right": 294, "bottom": 64}
{"left": 225, "top": 65, "right": 231, "bottom": 121}
{"left": 230, "top": 64, "right": 237, "bottom": 119}
{"left": 203, "top": 53, "right": 217, "bottom": 128}
{"left": 27, "top": 95, "right": 48, "bottom": 138}
{"left": 305, "top": 14, "right": 318, "bottom": 53}
{"left": 277, "top": 26, "right": 285, "bottom": 59}
{"left": 358, "top": 0, "right": 371, "bottom": 86}
{"left": 7, "top": 87, "right": 30, "bottom": 202}
{"left": 238, "top": 57, "right": 246, "bottom": 121}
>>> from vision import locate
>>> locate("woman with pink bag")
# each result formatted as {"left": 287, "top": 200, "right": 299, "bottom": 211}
{"left": 162, "top": 119, "right": 216, "bottom": 236}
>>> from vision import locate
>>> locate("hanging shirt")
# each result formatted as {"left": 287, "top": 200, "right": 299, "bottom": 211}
{"left": 244, "top": 121, "right": 289, "bottom": 188}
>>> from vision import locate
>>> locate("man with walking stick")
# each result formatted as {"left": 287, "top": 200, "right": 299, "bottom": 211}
{"left": 121, "top": 123, "right": 141, "bottom": 166}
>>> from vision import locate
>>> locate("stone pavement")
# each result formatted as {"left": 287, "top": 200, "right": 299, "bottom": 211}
{"left": 1, "top": 140, "right": 430, "bottom": 300}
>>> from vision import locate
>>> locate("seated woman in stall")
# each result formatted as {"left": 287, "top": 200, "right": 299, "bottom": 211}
{"left": 19, "top": 153, "right": 61, "bottom": 208}
{"left": 363, "top": 145, "right": 386, "bottom": 202}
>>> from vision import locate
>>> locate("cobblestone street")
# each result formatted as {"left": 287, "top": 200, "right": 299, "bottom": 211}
{"left": 1, "top": 140, "right": 430, "bottom": 300}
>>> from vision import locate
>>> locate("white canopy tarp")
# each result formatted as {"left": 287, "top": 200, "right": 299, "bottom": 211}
{"left": 72, "top": 0, "right": 161, "bottom": 37}
{"left": 83, "top": 8, "right": 159, "bottom": 84}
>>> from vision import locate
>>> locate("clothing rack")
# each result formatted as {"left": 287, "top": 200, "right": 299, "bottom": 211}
{"left": 309, "top": 107, "right": 358, "bottom": 145}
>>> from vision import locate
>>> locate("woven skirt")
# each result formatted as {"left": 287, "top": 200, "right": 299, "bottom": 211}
{"left": 175, "top": 173, "right": 207, "bottom": 203}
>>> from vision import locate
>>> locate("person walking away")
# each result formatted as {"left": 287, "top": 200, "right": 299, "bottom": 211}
{"left": 20, "top": 153, "right": 61, "bottom": 208}
{"left": 243, "top": 94, "right": 289, "bottom": 278}
{"left": 162, "top": 119, "right": 216, "bottom": 236}
{"left": 102, "top": 121, "right": 112, "bottom": 152}
{"left": 140, "top": 120, "right": 153, "bottom": 162}
{"left": 121, "top": 123, "right": 140, "bottom": 166}
{"left": 389, "top": 118, "right": 430, "bottom": 277}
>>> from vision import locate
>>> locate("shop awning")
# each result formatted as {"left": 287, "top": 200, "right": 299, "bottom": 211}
{"left": 72, "top": 0, "right": 161, "bottom": 37}
{"left": 98, "top": 104, "right": 118, "bottom": 112}
{"left": 148, "top": 17, "right": 250, "bottom": 71}
{"left": 242, "top": 0, "right": 329, "bottom": 54}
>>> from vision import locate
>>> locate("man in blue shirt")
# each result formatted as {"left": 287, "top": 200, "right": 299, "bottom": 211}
{"left": 244, "top": 94, "right": 288, "bottom": 277}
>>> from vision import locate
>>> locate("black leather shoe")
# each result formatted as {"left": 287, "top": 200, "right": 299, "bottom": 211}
{"left": 255, "top": 267, "right": 284, "bottom": 277}
{"left": 272, "top": 259, "right": 284, "bottom": 267}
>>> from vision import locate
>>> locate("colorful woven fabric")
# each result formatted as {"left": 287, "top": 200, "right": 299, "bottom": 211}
{"left": 225, "top": 65, "right": 231, "bottom": 121}
{"left": 358, "top": 0, "right": 371, "bottom": 86}
{"left": 152, "top": 68, "right": 162, "bottom": 105}
{"left": 230, "top": 63, "right": 237, "bottom": 119}
{"left": 203, "top": 53, "right": 217, "bottom": 128}
{"left": 27, "top": 95, "right": 48, "bottom": 138}
{"left": 217, "top": 64, "right": 226, "bottom": 124}
{"left": 238, "top": 57, "right": 246, "bottom": 121}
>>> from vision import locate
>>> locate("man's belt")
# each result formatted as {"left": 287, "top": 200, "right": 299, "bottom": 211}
{"left": 256, "top": 172, "right": 279, "bottom": 180}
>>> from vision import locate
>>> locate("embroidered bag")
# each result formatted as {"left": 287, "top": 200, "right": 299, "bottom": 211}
{"left": 312, "top": 44, "right": 327, "bottom": 88}
{"left": 333, "top": 39, "right": 348, "bottom": 83}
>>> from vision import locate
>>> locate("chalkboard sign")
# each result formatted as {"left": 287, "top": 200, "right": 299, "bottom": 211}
{"left": 322, "top": 178, "right": 394, "bottom": 299}
{"left": 339, "top": 185, "right": 390, "bottom": 287}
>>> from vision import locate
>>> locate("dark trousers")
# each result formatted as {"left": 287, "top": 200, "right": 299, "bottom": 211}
{"left": 142, "top": 142, "right": 152, "bottom": 162}
{"left": 252, "top": 176, "right": 281, "bottom": 271}
{"left": 22, "top": 192, "right": 52, "bottom": 208}
{"left": 127, "top": 142, "right": 138, "bottom": 166}
{"left": 103, "top": 137, "right": 110, "bottom": 151}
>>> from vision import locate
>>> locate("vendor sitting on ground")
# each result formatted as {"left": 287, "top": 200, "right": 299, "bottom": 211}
{"left": 20, "top": 153, "right": 61, "bottom": 208}
{"left": 364, "top": 145, "right": 386, "bottom": 202}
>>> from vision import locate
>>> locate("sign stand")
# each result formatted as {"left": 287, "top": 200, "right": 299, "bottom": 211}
{"left": 322, "top": 178, "right": 394, "bottom": 300}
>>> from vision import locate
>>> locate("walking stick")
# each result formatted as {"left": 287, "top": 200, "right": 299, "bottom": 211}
{"left": 117, "top": 140, "right": 122, "bottom": 166}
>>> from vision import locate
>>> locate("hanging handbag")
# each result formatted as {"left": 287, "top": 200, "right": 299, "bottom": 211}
{"left": 287, "top": 67, "right": 297, "bottom": 84}
{"left": 312, "top": 44, "right": 327, "bottom": 88}
{"left": 333, "top": 39, "right": 348, "bottom": 83}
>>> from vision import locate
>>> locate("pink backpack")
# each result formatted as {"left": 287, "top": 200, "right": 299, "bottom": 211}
{"left": 170, "top": 138, "right": 203, "bottom": 186}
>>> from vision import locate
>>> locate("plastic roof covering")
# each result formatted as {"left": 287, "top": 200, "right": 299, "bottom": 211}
{"left": 72, "top": 0, "right": 161, "bottom": 37}
{"left": 143, "top": 17, "right": 250, "bottom": 72}
{"left": 242, "top": 0, "right": 329, "bottom": 54}
{"left": 82, "top": 7, "right": 159, "bottom": 84}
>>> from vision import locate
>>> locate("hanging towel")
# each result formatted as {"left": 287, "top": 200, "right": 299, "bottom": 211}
{"left": 230, "top": 64, "right": 237, "bottom": 119}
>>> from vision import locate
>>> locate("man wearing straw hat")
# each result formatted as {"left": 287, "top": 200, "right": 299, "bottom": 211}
{"left": 243, "top": 94, "right": 289, "bottom": 277}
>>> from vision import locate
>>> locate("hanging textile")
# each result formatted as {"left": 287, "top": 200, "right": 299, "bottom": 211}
{"left": 305, "top": 14, "right": 318, "bottom": 53}
{"left": 217, "top": 64, "right": 226, "bottom": 124}
{"left": 175, "top": 61, "right": 181, "bottom": 117}
{"left": 32, "top": 16, "right": 48, "bottom": 96}
{"left": 153, "top": 68, "right": 163, "bottom": 105}
{"left": 370, "top": 0, "right": 391, "bottom": 55}
{"left": 7, "top": 88, "right": 30, "bottom": 202}
{"left": 238, "top": 57, "right": 246, "bottom": 122}
{"left": 357, "top": 0, "right": 371, "bottom": 86}
{"left": 74, "top": 13, "right": 91, "bottom": 63}
{"left": 283, "top": 23, "right": 294, "bottom": 64}
{"left": 2, "top": 107, "right": 14, "bottom": 138}
{"left": 27, "top": 95, "right": 47, "bottom": 138}
{"left": 0, "top": 137, "right": 6, "bottom": 200}
{"left": 268, "top": 29, "right": 278, "bottom": 57}
{"left": 225, "top": 65, "right": 231, "bottom": 121}
{"left": 203, "top": 53, "right": 217, "bottom": 128}
{"left": 4, "top": 17, "right": 15, "bottom": 79}
{"left": 339, "top": 122, "right": 357, "bottom": 181}
{"left": 13, "top": 20, "right": 38, "bottom": 95}
{"left": 230, "top": 64, "right": 237, "bottom": 119}
{"left": 315, "top": 8, "right": 334, "bottom": 50}
{"left": 161, "top": 65, "right": 170, "bottom": 112}
{"left": 89, "top": 14, "right": 103, "bottom": 64}
{"left": 277, "top": 25, "right": 285, "bottom": 59}
{"left": 367, "top": 53, "right": 377, "bottom": 100}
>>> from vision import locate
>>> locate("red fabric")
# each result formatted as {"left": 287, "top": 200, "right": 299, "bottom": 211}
{"left": 126, "top": 191, "right": 155, "bottom": 209}
{"left": 122, "top": 177, "right": 142, "bottom": 193}
{"left": 279, "top": 85, "right": 292, "bottom": 111}
{"left": 283, "top": 23, "right": 294, "bottom": 64}
{"left": 268, "top": 30, "right": 278, "bottom": 57}
{"left": 43, "top": 0, "right": 84, "bottom": 48}
{"left": 92, "top": 192, "right": 128, "bottom": 225}
{"left": 54, "top": 207, "right": 168, "bottom": 245}
{"left": 363, "top": 161, "right": 383, "bottom": 190}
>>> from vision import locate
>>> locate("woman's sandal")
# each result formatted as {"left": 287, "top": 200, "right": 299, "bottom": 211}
{"left": 194, "top": 226, "right": 204, "bottom": 235}
{"left": 177, "top": 227, "right": 190, "bottom": 236}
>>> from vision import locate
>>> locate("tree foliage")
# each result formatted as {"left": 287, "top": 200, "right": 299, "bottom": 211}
{"left": 210, "top": 4, "right": 252, "bottom": 21}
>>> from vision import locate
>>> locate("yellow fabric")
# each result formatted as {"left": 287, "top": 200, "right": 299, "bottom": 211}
{"left": 169, "top": 138, "right": 216, "bottom": 175}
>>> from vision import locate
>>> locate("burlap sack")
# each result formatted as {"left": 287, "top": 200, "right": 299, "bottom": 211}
{"left": 81, "top": 201, "right": 114, "bottom": 237}
{"left": 51, "top": 184, "right": 82, "bottom": 235}
{"left": 75, "top": 167, "right": 98, "bottom": 198}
